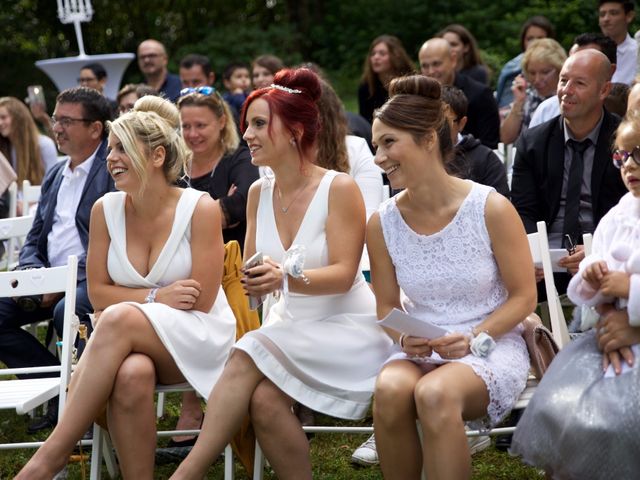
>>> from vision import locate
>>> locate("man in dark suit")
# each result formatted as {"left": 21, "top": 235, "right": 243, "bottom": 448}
{"left": 419, "top": 38, "right": 500, "bottom": 149}
{"left": 511, "top": 49, "right": 627, "bottom": 285}
{"left": 0, "top": 87, "right": 114, "bottom": 430}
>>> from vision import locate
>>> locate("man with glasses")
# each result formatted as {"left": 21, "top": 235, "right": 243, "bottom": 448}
{"left": 137, "top": 39, "right": 182, "bottom": 102}
{"left": 0, "top": 87, "right": 115, "bottom": 433}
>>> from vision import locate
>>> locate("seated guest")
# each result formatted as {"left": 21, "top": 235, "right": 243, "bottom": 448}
{"left": 116, "top": 83, "right": 157, "bottom": 116}
{"left": 511, "top": 49, "right": 627, "bottom": 296}
{"left": 357, "top": 35, "right": 415, "bottom": 124}
{"left": 605, "top": 81, "right": 630, "bottom": 116}
{"left": 437, "top": 24, "right": 490, "bottom": 85}
{"left": 599, "top": 0, "right": 637, "bottom": 85}
{"left": 170, "top": 68, "right": 391, "bottom": 480}
{"left": 16, "top": 95, "right": 236, "bottom": 479}
{"left": 512, "top": 109, "right": 640, "bottom": 479}
{"left": 0, "top": 96, "right": 58, "bottom": 180}
{"left": 78, "top": 63, "right": 119, "bottom": 117}
{"left": 0, "top": 87, "right": 114, "bottom": 432}
{"left": 137, "top": 39, "right": 182, "bottom": 102}
{"left": 177, "top": 89, "right": 258, "bottom": 250}
{"left": 419, "top": 38, "right": 500, "bottom": 149}
{"left": 495, "top": 15, "right": 555, "bottom": 109}
{"left": 369, "top": 74, "right": 535, "bottom": 480}
{"left": 251, "top": 54, "right": 285, "bottom": 90}
{"left": 442, "top": 85, "right": 509, "bottom": 197}
{"left": 179, "top": 54, "right": 215, "bottom": 89}
{"left": 500, "top": 38, "right": 566, "bottom": 145}
{"left": 222, "top": 61, "right": 251, "bottom": 122}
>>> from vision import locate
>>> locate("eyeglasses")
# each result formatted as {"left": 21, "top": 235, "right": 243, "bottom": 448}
{"left": 612, "top": 146, "right": 640, "bottom": 169}
{"left": 51, "top": 115, "right": 91, "bottom": 128}
{"left": 564, "top": 234, "right": 577, "bottom": 256}
{"left": 180, "top": 86, "right": 216, "bottom": 97}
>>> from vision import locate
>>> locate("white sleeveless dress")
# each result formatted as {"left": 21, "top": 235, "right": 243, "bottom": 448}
{"left": 233, "top": 170, "right": 392, "bottom": 420}
{"left": 379, "top": 182, "right": 529, "bottom": 425}
{"left": 102, "top": 188, "right": 236, "bottom": 398}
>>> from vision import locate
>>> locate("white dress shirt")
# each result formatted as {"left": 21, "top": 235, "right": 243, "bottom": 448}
{"left": 47, "top": 147, "right": 98, "bottom": 267}
{"left": 612, "top": 33, "right": 638, "bottom": 85}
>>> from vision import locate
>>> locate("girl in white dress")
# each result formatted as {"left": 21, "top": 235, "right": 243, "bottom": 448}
{"left": 17, "top": 96, "right": 236, "bottom": 479}
{"left": 368, "top": 75, "right": 536, "bottom": 479}
{"left": 171, "top": 68, "right": 391, "bottom": 480}
{"left": 511, "top": 110, "right": 640, "bottom": 479}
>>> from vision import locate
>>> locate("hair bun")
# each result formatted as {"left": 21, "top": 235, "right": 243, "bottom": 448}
{"left": 133, "top": 95, "right": 180, "bottom": 130}
{"left": 272, "top": 68, "right": 322, "bottom": 103}
{"left": 388, "top": 75, "right": 441, "bottom": 101}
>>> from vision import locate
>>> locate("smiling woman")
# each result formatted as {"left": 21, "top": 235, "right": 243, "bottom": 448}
{"left": 16, "top": 95, "right": 237, "bottom": 480}
{"left": 177, "top": 90, "right": 259, "bottom": 249}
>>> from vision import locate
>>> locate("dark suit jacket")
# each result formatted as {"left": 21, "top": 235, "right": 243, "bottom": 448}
{"left": 511, "top": 110, "right": 626, "bottom": 234}
{"left": 19, "top": 139, "right": 115, "bottom": 282}
{"left": 453, "top": 73, "right": 500, "bottom": 150}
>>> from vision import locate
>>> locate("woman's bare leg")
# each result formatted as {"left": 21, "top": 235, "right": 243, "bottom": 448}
{"left": 415, "top": 363, "right": 489, "bottom": 480}
{"left": 374, "top": 361, "right": 424, "bottom": 480}
{"left": 170, "top": 350, "right": 264, "bottom": 479}
{"left": 16, "top": 304, "right": 185, "bottom": 480}
{"left": 171, "top": 391, "right": 203, "bottom": 444}
{"left": 250, "top": 379, "right": 311, "bottom": 480}
{"left": 108, "top": 353, "right": 157, "bottom": 480}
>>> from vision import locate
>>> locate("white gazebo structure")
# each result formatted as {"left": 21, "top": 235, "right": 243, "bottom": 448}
{"left": 36, "top": 1, "right": 135, "bottom": 99}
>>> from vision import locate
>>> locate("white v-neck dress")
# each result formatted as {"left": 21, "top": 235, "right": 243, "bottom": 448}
{"left": 102, "top": 188, "right": 236, "bottom": 398}
{"left": 233, "top": 170, "right": 392, "bottom": 420}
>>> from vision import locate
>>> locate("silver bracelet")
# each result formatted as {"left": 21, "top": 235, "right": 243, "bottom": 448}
{"left": 145, "top": 287, "right": 159, "bottom": 303}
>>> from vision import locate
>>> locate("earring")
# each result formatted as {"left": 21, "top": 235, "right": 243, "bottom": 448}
{"left": 290, "top": 138, "right": 296, "bottom": 146}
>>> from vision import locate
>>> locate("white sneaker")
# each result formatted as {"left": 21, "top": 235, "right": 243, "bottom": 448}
{"left": 351, "top": 433, "right": 378, "bottom": 466}
{"left": 468, "top": 435, "right": 491, "bottom": 454}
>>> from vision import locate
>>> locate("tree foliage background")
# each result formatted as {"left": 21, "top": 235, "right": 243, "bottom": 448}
{"left": 0, "top": 0, "right": 618, "bottom": 108}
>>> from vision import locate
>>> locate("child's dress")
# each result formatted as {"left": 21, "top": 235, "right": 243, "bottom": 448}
{"left": 511, "top": 191, "right": 640, "bottom": 479}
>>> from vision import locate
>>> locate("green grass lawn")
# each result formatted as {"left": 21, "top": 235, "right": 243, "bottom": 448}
{"left": 0, "top": 393, "right": 542, "bottom": 479}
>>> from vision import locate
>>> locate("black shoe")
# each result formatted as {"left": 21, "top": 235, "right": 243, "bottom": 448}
{"left": 27, "top": 402, "right": 58, "bottom": 434}
{"left": 166, "top": 436, "right": 196, "bottom": 448}
{"left": 494, "top": 409, "right": 523, "bottom": 451}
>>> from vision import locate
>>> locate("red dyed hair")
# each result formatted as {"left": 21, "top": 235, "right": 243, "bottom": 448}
{"left": 241, "top": 68, "right": 322, "bottom": 161}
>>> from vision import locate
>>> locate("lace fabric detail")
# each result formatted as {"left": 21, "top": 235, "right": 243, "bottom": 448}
{"left": 379, "top": 182, "right": 529, "bottom": 424}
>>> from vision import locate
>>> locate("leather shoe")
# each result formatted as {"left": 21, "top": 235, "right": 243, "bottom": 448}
{"left": 27, "top": 398, "right": 58, "bottom": 434}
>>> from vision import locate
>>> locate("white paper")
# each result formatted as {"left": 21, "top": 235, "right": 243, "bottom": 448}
{"left": 534, "top": 248, "right": 569, "bottom": 273}
{"left": 377, "top": 308, "right": 448, "bottom": 339}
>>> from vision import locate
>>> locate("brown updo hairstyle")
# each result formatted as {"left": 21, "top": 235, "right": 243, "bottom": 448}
{"left": 108, "top": 96, "right": 191, "bottom": 187}
{"left": 374, "top": 75, "right": 453, "bottom": 164}
{"left": 241, "top": 68, "right": 322, "bottom": 163}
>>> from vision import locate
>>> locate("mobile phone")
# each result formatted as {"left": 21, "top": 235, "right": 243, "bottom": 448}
{"left": 243, "top": 252, "right": 264, "bottom": 310}
{"left": 27, "top": 85, "right": 46, "bottom": 108}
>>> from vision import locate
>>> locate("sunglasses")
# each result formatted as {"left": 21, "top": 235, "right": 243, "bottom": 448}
{"left": 179, "top": 86, "right": 216, "bottom": 97}
{"left": 612, "top": 146, "right": 640, "bottom": 169}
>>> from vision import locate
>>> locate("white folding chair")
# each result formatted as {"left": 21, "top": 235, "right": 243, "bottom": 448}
{"left": 0, "top": 215, "right": 35, "bottom": 271}
{"left": 21, "top": 180, "right": 42, "bottom": 217}
{"left": 7, "top": 181, "right": 17, "bottom": 218}
{"left": 0, "top": 256, "right": 79, "bottom": 451}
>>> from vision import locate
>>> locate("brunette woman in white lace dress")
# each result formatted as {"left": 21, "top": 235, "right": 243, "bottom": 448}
{"left": 368, "top": 75, "right": 537, "bottom": 479}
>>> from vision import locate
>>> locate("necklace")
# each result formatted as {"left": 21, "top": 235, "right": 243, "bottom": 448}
{"left": 276, "top": 180, "right": 310, "bottom": 214}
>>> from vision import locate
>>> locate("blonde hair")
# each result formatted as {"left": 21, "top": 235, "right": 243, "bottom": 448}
{"left": 522, "top": 38, "right": 567, "bottom": 77}
{"left": 177, "top": 92, "right": 239, "bottom": 154}
{"left": 0, "top": 97, "right": 44, "bottom": 184}
{"left": 108, "top": 96, "right": 191, "bottom": 188}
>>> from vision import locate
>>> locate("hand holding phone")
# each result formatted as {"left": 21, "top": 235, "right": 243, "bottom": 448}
{"left": 243, "top": 252, "right": 264, "bottom": 310}
{"left": 27, "top": 85, "right": 46, "bottom": 109}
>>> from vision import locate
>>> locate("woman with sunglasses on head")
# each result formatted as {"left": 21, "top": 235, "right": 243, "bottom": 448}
{"left": 178, "top": 87, "right": 259, "bottom": 250}
{"left": 16, "top": 95, "right": 236, "bottom": 480}
{"left": 170, "top": 68, "right": 391, "bottom": 480}
{"left": 500, "top": 38, "right": 566, "bottom": 145}
{"left": 512, "top": 110, "right": 640, "bottom": 479}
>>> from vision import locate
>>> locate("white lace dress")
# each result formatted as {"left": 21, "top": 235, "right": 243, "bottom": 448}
{"left": 379, "top": 182, "right": 529, "bottom": 425}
